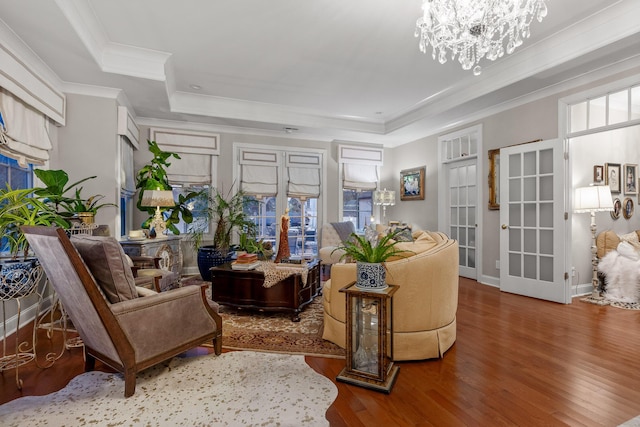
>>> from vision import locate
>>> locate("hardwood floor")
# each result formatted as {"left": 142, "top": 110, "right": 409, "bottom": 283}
{"left": 2, "top": 277, "right": 640, "bottom": 426}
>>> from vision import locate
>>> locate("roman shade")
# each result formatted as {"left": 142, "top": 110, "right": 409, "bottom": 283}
{"left": 120, "top": 137, "right": 136, "bottom": 195}
{"left": 239, "top": 148, "right": 280, "bottom": 196}
{"left": 342, "top": 163, "right": 378, "bottom": 191}
{"left": 287, "top": 152, "right": 321, "bottom": 198}
{"left": 150, "top": 128, "right": 219, "bottom": 186}
{"left": 0, "top": 88, "right": 52, "bottom": 167}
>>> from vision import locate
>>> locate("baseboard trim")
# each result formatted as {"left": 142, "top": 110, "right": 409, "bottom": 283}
{"left": 0, "top": 294, "right": 53, "bottom": 338}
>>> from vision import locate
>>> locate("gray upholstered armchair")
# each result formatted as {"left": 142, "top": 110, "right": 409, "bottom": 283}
{"left": 22, "top": 226, "right": 222, "bottom": 397}
{"left": 318, "top": 221, "right": 356, "bottom": 273}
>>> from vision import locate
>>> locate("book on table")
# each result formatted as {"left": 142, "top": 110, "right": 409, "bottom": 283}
{"left": 231, "top": 261, "right": 260, "bottom": 270}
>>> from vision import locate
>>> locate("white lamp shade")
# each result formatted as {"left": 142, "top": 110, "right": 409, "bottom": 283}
{"left": 574, "top": 186, "right": 614, "bottom": 212}
{"left": 373, "top": 189, "right": 396, "bottom": 206}
{"left": 141, "top": 190, "right": 175, "bottom": 207}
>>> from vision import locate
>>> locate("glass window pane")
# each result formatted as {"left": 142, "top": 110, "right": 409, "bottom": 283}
{"left": 524, "top": 254, "right": 537, "bottom": 279}
{"left": 450, "top": 226, "right": 458, "bottom": 240}
{"left": 468, "top": 207, "right": 476, "bottom": 227}
{"left": 540, "top": 176, "right": 553, "bottom": 201}
{"left": 609, "top": 90, "right": 629, "bottom": 125}
{"left": 509, "top": 228, "right": 521, "bottom": 252}
{"left": 459, "top": 247, "right": 467, "bottom": 267}
{"left": 509, "top": 153, "right": 521, "bottom": 177}
{"left": 509, "top": 204, "right": 521, "bottom": 226}
{"left": 589, "top": 96, "right": 607, "bottom": 128}
{"left": 509, "top": 178, "right": 521, "bottom": 202}
{"left": 509, "top": 253, "right": 521, "bottom": 277}
{"left": 540, "top": 203, "right": 553, "bottom": 228}
{"left": 632, "top": 86, "right": 640, "bottom": 120}
{"left": 540, "top": 256, "right": 553, "bottom": 282}
{"left": 450, "top": 208, "right": 458, "bottom": 225}
{"left": 459, "top": 227, "right": 467, "bottom": 245}
{"left": 524, "top": 203, "right": 537, "bottom": 227}
{"left": 468, "top": 185, "right": 476, "bottom": 205}
{"left": 468, "top": 227, "right": 476, "bottom": 247}
{"left": 540, "top": 230, "right": 553, "bottom": 255}
{"left": 468, "top": 249, "right": 476, "bottom": 268}
{"left": 539, "top": 149, "right": 553, "bottom": 175}
{"left": 468, "top": 164, "right": 477, "bottom": 184}
{"left": 523, "top": 151, "right": 536, "bottom": 176}
{"left": 524, "top": 229, "right": 536, "bottom": 253}
{"left": 570, "top": 102, "right": 587, "bottom": 133}
{"left": 523, "top": 177, "right": 536, "bottom": 201}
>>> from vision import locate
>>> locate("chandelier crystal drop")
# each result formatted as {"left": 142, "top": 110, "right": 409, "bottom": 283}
{"left": 415, "top": 0, "right": 548, "bottom": 75}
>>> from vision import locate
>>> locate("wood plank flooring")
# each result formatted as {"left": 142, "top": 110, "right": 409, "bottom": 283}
{"left": 2, "top": 277, "right": 640, "bottom": 426}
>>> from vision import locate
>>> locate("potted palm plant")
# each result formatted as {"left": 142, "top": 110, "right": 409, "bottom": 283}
{"left": 333, "top": 226, "right": 412, "bottom": 290}
{"left": 190, "top": 187, "right": 258, "bottom": 281}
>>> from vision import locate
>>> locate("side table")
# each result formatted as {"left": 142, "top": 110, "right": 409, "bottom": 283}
{"left": 337, "top": 282, "right": 399, "bottom": 393}
{"left": 119, "top": 235, "right": 182, "bottom": 275}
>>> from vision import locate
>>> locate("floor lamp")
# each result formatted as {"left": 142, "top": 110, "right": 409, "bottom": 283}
{"left": 373, "top": 189, "right": 396, "bottom": 225}
{"left": 574, "top": 185, "right": 614, "bottom": 303}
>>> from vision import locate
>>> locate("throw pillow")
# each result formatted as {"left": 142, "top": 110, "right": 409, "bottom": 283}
{"left": 394, "top": 228, "right": 413, "bottom": 242}
{"left": 618, "top": 231, "right": 639, "bottom": 243}
{"left": 71, "top": 235, "right": 138, "bottom": 304}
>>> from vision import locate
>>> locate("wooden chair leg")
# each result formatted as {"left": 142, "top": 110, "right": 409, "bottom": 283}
{"left": 84, "top": 352, "right": 96, "bottom": 372}
{"left": 124, "top": 370, "right": 137, "bottom": 397}
{"left": 214, "top": 331, "right": 222, "bottom": 355}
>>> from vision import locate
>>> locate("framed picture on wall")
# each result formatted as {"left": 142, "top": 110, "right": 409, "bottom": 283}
{"left": 624, "top": 164, "right": 638, "bottom": 195}
{"left": 611, "top": 198, "right": 622, "bottom": 220}
{"left": 593, "top": 165, "right": 604, "bottom": 184}
{"left": 623, "top": 197, "right": 634, "bottom": 219}
{"left": 605, "top": 163, "right": 621, "bottom": 194}
{"left": 400, "top": 167, "right": 425, "bottom": 201}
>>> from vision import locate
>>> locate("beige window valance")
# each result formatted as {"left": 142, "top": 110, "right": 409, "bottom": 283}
{"left": 0, "top": 87, "right": 52, "bottom": 167}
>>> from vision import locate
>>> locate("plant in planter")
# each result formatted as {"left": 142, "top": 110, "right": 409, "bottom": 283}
{"left": 333, "top": 226, "right": 412, "bottom": 290}
{"left": 0, "top": 185, "right": 70, "bottom": 260}
{"left": 236, "top": 231, "right": 273, "bottom": 260}
{"left": 61, "top": 187, "right": 117, "bottom": 224}
{"left": 190, "top": 187, "right": 258, "bottom": 281}
{"left": 135, "top": 140, "right": 201, "bottom": 234}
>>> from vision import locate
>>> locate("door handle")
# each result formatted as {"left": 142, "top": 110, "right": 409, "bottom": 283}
{"left": 501, "top": 224, "right": 508, "bottom": 229}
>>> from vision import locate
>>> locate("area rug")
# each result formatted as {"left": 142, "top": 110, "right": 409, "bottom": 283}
{"left": 619, "top": 415, "right": 640, "bottom": 426}
{"left": 0, "top": 351, "right": 338, "bottom": 427}
{"left": 182, "top": 276, "right": 345, "bottom": 358}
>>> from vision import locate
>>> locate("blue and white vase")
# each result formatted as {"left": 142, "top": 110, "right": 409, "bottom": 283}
{"left": 356, "top": 261, "right": 387, "bottom": 291}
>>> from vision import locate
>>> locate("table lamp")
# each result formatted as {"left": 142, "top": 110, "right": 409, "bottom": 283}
{"left": 574, "top": 185, "right": 614, "bottom": 303}
{"left": 141, "top": 190, "right": 175, "bottom": 237}
{"left": 373, "top": 188, "right": 396, "bottom": 225}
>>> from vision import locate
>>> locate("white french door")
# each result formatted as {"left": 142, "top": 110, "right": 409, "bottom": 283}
{"left": 447, "top": 158, "right": 477, "bottom": 279}
{"left": 499, "top": 139, "right": 569, "bottom": 303}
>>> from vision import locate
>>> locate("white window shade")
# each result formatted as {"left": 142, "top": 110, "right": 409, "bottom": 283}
{"left": 241, "top": 164, "right": 278, "bottom": 196}
{"left": 288, "top": 167, "right": 320, "bottom": 198}
{"left": 165, "top": 152, "right": 211, "bottom": 185}
{"left": 343, "top": 163, "right": 378, "bottom": 191}
{"left": 121, "top": 137, "right": 136, "bottom": 194}
{"left": 0, "top": 88, "right": 51, "bottom": 167}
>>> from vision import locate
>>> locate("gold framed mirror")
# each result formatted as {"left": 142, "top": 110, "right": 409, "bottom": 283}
{"left": 488, "top": 149, "right": 500, "bottom": 210}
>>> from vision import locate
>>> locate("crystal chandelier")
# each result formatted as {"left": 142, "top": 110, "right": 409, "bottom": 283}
{"left": 415, "top": 0, "right": 548, "bottom": 75}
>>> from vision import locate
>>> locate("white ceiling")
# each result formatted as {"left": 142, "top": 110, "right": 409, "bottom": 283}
{"left": 1, "top": 0, "right": 639, "bottom": 146}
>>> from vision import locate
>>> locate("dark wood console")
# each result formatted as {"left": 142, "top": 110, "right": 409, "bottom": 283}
{"left": 210, "top": 259, "right": 320, "bottom": 321}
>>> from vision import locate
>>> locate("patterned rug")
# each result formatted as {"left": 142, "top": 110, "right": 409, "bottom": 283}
{"left": 181, "top": 276, "right": 345, "bottom": 358}
{"left": 0, "top": 351, "right": 338, "bottom": 426}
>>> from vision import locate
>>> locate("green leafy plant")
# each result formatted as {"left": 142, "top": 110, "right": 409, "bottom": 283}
{"left": 333, "top": 228, "right": 412, "bottom": 263}
{"left": 62, "top": 187, "right": 117, "bottom": 214}
{"left": 135, "top": 140, "right": 201, "bottom": 234}
{"left": 237, "top": 231, "right": 273, "bottom": 259}
{"left": 187, "top": 187, "right": 258, "bottom": 252}
{"left": 0, "top": 186, "right": 70, "bottom": 259}
{"left": 33, "top": 169, "right": 96, "bottom": 214}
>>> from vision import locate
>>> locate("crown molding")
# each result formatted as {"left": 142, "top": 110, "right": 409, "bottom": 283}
{"left": 62, "top": 82, "right": 122, "bottom": 99}
{"left": 55, "top": 0, "right": 170, "bottom": 81}
{"left": 169, "top": 91, "right": 386, "bottom": 135}
{"left": 0, "top": 18, "right": 66, "bottom": 125}
{"left": 136, "top": 117, "right": 334, "bottom": 143}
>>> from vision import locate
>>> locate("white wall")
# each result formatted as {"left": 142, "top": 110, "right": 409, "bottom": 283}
{"left": 54, "top": 94, "right": 120, "bottom": 234}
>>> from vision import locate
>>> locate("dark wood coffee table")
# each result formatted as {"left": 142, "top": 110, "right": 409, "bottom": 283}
{"left": 210, "top": 259, "right": 320, "bottom": 322}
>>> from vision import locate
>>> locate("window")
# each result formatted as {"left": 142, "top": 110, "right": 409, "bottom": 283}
{"left": 238, "top": 146, "right": 323, "bottom": 258}
{"left": 568, "top": 84, "right": 640, "bottom": 135}
{"left": 0, "top": 154, "right": 33, "bottom": 253}
{"left": 171, "top": 185, "right": 211, "bottom": 234}
{"left": 342, "top": 190, "right": 373, "bottom": 231}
